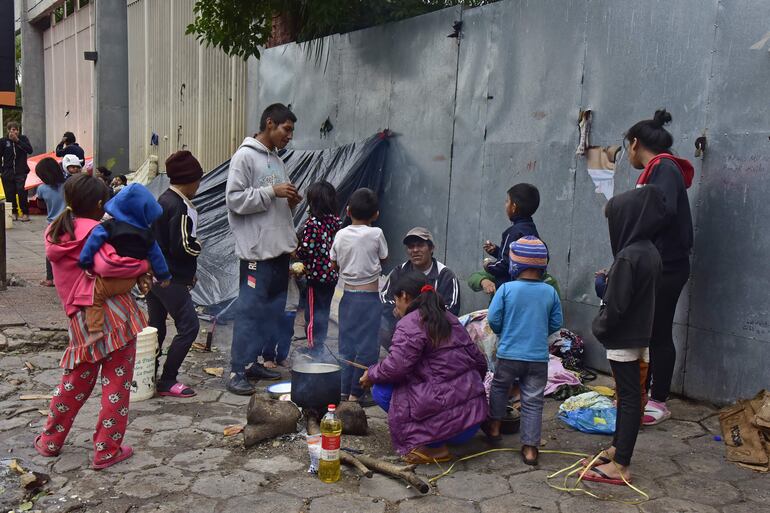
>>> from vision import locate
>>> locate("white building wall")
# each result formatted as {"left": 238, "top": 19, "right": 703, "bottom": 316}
{"left": 42, "top": 1, "right": 95, "bottom": 156}
{"left": 127, "top": 0, "right": 247, "bottom": 172}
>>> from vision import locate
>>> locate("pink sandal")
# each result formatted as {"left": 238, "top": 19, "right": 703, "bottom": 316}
{"left": 157, "top": 382, "right": 196, "bottom": 398}
{"left": 34, "top": 434, "right": 60, "bottom": 457}
{"left": 93, "top": 446, "right": 133, "bottom": 470}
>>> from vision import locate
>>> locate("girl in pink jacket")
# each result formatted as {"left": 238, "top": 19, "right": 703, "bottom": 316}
{"left": 34, "top": 174, "right": 149, "bottom": 470}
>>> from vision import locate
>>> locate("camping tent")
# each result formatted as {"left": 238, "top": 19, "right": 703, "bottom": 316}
{"left": 145, "top": 132, "right": 389, "bottom": 308}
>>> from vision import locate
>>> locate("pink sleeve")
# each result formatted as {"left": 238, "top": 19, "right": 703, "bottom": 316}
{"left": 92, "top": 242, "right": 150, "bottom": 279}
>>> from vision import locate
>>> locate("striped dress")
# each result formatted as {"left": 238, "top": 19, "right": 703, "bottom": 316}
{"left": 60, "top": 293, "right": 147, "bottom": 370}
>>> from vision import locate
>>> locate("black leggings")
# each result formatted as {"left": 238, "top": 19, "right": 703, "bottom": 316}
{"left": 647, "top": 265, "right": 689, "bottom": 402}
{"left": 147, "top": 283, "right": 200, "bottom": 386}
{"left": 610, "top": 359, "right": 641, "bottom": 466}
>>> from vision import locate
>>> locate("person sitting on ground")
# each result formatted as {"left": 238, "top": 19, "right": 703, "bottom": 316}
{"left": 379, "top": 227, "right": 461, "bottom": 350}
{"left": 483, "top": 236, "right": 562, "bottom": 466}
{"left": 61, "top": 154, "right": 83, "bottom": 178}
{"left": 111, "top": 175, "right": 128, "bottom": 194}
{"left": 78, "top": 183, "right": 172, "bottom": 344}
{"left": 55, "top": 131, "right": 85, "bottom": 166}
{"left": 468, "top": 183, "right": 554, "bottom": 297}
{"left": 360, "top": 272, "right": 488, "bottom": 465}
{"left": 583, "top": 186, "right": 665, "bottom": 486}
{"left": 34, "top": 157, "right": 67, "bottom": 287}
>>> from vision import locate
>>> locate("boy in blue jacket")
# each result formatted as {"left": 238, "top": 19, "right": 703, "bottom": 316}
{"left": 484, "top": 236, "right": 562, "bottom": 466}
{"left": 79, "top": 183, "right": 171, "bottom": 342}
{"left": 468, "top": 183, "right": 541, "bottom": 296}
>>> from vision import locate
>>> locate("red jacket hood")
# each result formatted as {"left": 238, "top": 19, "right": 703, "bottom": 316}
{"left": 45, "top": 218, "right": 100, "bottom": 263}
{"left": 637, "top": 153, "right": 695, "bottom": 189}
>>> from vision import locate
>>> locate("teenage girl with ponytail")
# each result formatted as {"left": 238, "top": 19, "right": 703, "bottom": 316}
{"left": 624, "top": 109, "right": 694, "bottom": 426}
{"left": 359, "top": 271, "right": 488, "bottom": 464}
{"left": 33, "top": 174, "right": 151, "bottom": 470}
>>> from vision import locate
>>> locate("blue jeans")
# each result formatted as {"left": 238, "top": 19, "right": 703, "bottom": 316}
{"left": 230, "top": 256, "right": 289, "bottom": 374}
{"left": 339, "top": 290, "right": 381, "bottom": 397}
{"left": 489, "top": 358, "right": 547, "bottom": 446}
{"left": 262, "top": 311, "right": 296, "bottom": 363}
{"left": 372, "top": 384, "right": 480, "bottom": 447}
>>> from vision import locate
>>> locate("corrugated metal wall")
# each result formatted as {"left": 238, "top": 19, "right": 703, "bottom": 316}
{"left": 253, "top": 0, "right": 770, "bottom": 404}
{"left": 126, "top": 0, "right": 247, "bottom": 172}
{"left": 43, "top": 2, "right": 94, "bottom": 156}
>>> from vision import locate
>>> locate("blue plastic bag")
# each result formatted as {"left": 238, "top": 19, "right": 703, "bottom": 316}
{"left": 558, "top": 407, "right": 617, "bottom": 434}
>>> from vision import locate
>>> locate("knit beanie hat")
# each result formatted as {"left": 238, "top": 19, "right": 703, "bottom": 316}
{"left": 508, "top": 236, "right": 548, "bottom": 278}
{"left": 61, "top": 154, "right": 82, "bottom": 169}
{"left": 165, "top": 150, "right": 203, "bottom": 185}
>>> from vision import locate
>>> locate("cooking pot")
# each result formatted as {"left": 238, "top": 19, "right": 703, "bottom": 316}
{"left": 290, "top": 362, "right": 341, "bottom": 410}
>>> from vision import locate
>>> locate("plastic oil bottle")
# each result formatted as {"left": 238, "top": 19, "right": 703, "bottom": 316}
{"left": 319, "top": 404, "right": 342, "bottom": 483}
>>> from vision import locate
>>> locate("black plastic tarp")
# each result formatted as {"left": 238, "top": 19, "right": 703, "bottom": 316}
{"left": 146, "top": 133, "right": 389, "bottom": 308}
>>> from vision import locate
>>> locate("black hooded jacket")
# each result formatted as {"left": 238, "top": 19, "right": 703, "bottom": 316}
{"left": 592, "top": 186, "right": 664, "bottom": 350}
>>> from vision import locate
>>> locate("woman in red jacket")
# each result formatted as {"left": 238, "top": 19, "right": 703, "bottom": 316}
{"left": 624, "top": 109, "right": 694, "bottom": 426}
{"left": 360, "top": 272, "right": 488, "bottom": 464}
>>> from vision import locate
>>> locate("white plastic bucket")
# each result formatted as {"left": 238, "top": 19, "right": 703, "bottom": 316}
{"left": 5, "top": 203, "right": 12, "bottom": 229}
{"left": 131, "top": 327, "right": 158, "bottom": 402}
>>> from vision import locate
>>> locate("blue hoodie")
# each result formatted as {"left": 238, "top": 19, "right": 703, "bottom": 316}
{"left": 79, "top": 183, "right": 171, "bottom": 280}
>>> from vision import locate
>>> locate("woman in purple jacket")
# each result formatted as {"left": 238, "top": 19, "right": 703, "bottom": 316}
{"left": 360, "top": 272, "right": 488, "bottom": 464}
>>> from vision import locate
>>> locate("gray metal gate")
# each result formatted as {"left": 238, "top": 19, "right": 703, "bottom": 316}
{"left": 253, "top": 0, "right": 770, "bottom": 404}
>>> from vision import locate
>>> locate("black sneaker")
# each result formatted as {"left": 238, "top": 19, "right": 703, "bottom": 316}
{"left": 226, "top": 373, "right": 256, "bottom": 395}
{"left": 244, "top": 363, "right": 281, "bottom": 381}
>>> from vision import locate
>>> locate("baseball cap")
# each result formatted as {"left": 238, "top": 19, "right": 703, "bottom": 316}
{"left": 403, "top": 227, "right": 434, "bottom": 245}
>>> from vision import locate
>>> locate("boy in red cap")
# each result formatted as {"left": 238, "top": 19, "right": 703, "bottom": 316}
{"left": 146, "top": 150, "right": 204, "bottom": 398}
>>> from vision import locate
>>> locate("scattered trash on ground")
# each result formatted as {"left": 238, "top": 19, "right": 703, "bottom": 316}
{"left": 203, "top": 367, "right": 224, "bottom": 377}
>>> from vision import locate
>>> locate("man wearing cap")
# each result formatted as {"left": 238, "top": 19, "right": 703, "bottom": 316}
{"left": 379, "top": 227, "right": 461, "bottom": 349}
{"left": 146, "top": 151, "right": 204, "bottom": 398}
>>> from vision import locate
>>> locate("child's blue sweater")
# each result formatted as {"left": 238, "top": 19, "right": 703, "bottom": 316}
{"left": 487, "top": 279, "right": 562, "bottom": 363}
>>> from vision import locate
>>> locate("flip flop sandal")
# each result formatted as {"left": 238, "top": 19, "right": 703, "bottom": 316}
{"left": 580, "top": 453, "right": 612, "bottom": 468}
{"left": 34, "top": 435, "right": 60, "bottom": 457}
{"left": 403, "top": 449, "right": 452, "bottom": 465}
{"left": 580, "top": 467, "right": 630, "bottom": 486}
{"left": 93, "top": 446, "right": 133, "bottom": 470}
{"left": 158, "top": 383, "right": 196, "bottom": 398}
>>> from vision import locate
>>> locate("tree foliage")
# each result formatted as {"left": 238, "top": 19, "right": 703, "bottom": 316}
{"left": 186, "top": 0, "right": 491, "bottom": 60}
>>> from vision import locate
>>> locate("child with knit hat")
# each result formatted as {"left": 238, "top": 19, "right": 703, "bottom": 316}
{"left": 483, "top": 236, "right": 563, "bottom": 466}
{"left": 146, "top": 151, "right": 204, "bottom": 398}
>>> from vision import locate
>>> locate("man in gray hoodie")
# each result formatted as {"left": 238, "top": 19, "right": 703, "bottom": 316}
{"left": 225, "top": 103, "right": 302, "bottom": 395}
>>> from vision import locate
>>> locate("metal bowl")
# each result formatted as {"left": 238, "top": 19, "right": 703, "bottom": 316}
{"left": 266, "top": 382, "right": 291, "bottom": 399}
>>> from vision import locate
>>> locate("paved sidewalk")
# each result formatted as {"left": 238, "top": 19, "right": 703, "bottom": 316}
{"left": 0, "top": 215, "right": 766, "bottom": 513}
